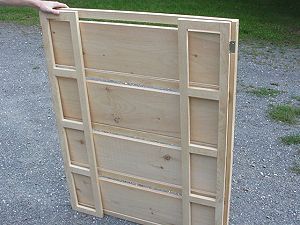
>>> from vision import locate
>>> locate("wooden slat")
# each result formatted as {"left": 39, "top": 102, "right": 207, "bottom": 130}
{"left": 189, "top": 194, "right": 216, "bottom": 208}
{"left": 66, "top": 11, "right": 104, "bottom": 217}
{"left": 100, "top": 177, "right": 182, "bottom": 225}
{"left": 61, "top": 119, "right": 84, "bottom": 130}
{"left": 215, "top": 21, "right": 231, "bottom": 225}
{"left": 94, "top": 131, "right": 182, "bottom": 186}
{"left": 93, "top": 123, "right": 181, "bottom": 147}
{"left": 85, "top": 68, "right": 179, "bottom": 91}
{"left": 189, "top": 144, "right": 218, "bottom": 158}
{"left": 187, "top": 87, "right": 219, "bottom": 100}
{"left": 178, "top": 19, "right": 191, "bottom": 225}
{"left": 63, "top": 8, "right": 238, "bottom": 25}
{"left": 70, "top": 164, "right": 90, "bottom": 176}
{"left": 53, "top": 66, "right": 77, "bottom": 79}
{"left": 80, "top": 21, "right": 178, "bottom": 80}
{"left": 224, "top": 20, "right": 239, "bottom": 225}
{"left": 87, "top": 80, "right": 181, "bottom": 138}
{"left": 99, "top": 168, "right": 182, "bottom": 194}
{"left": 191, "top": 203, "right": 215, "bottom": 225}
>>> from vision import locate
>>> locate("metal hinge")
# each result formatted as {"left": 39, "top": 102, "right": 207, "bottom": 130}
{"left": 229, "top": 41, "right": 236, "bottom": 53}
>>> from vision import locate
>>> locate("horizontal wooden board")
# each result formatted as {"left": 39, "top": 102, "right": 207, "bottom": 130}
{"left": 57, "top": 77, "right": 82, "bottom": 121}
{"left": 87, "top": 81, "right": 181, "bottom": 138}
{"left": 189, "top": 31, "right": 220, "bottom": 86}
{"left": 191, "top": 154, "right": 217, "bottom": 194}
{"left": 65, "top": 128, "right": 89, "bottom": 167}
{"left": 73, "top": 173, "right": 95, "bottom": 208}
{"left": 94, "top": 132, "right": 182, "bottom": 186}
{"left": 50, "top": 20, "right": 74, "bottom": 66}
{"left": 80, "top": 22, "right": 178, "bottom": 80}
{"left": 191, "top": 203, "right": 215, "bottom": 225}
{"left": 100, "top": 178, "right": 182, "bottom": 225}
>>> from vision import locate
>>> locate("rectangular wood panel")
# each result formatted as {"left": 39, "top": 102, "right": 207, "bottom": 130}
{"left": 40, "top": 8, "right": 238, "bottom": 225}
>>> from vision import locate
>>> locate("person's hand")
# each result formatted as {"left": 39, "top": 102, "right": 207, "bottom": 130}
{"left": 37, "top": 1, "right": 68, "bottom": 15}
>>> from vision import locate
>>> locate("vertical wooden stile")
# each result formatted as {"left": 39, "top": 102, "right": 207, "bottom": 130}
{"left": 178, "top": 18, "right": 192, "bottom": 225}
{"left": 39, "top": 12, "right": 78, "bottom": 210}
{"left": 66, "top": 11, "right": 104, "bottom": 217}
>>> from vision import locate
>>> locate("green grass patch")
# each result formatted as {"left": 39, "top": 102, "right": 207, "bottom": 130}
{"left": 290, "top": 162, "right": 300, "bottom": 175}
{"left": 0, "top": 0, "right": 300, "bottom": 44}
{"left": 281, "top": 135, "right": 300, "bottom": 145}
{"left": 268, "top": 104, "right": 300, "bottom": 124}
{"left": 292, "top": 96, "right": 300, "bottom": 102}
{"left": 248, "top": 87, "right": 282, "bottom": 97}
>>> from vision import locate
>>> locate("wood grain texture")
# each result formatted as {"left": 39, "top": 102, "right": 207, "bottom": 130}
{"left": 100, "top": 178, "right": 182, "bottom": 225}
{"left": 49, "top": 20, "right": 74, "bottom": 66}
{"left": 65, "top": 128, "right": 89, "bottom": 168}
{"left": 41, "top": 9, "right": 239, "bottom": 225}
{"left": 87, "top": 80, "right": 180, "bottom": 138}
{"left": 94, "top": 132, "right": 182, "bottom": 186}
{"left": 57, "top": 77, "right": 82, "bottom": 121}
{"left": 80, "top": 22, "right": 178, "bottom": 80}
{"left": 73, "top": 173, "right": 95, "bottom": 208}
{"left": 189, "top": 31, "right": 220, "bottom": 86}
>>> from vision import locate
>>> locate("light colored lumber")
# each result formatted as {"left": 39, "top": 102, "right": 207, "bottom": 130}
{"left": 82, "top": 21, "right": 178, "bottom": 80}
{"left": 223, "top": 20, "right": 239, "bottom": 225}
{"left": 39, "top": 11, "right": 78, "bottom": 210}
{"left": 191, "top": 203, "right": 215, "bottom": 225}
{"left": 178, "top": 18, "right": 191, "bottom": 225}
{"left": 100, "top": 177, "right": 182, "bottom": 225}
{"left": 189, "top": 144, "right": 218, "bottom": 158}
{"left": 188, "top": 31, "right": 220, "bottom": 86}
{"left": 87, "top": 80, "right": 181, "bottom": 138}
{"left": 189, "top": 194, "right": 216, "bottom": 208}
{"left": 94, "top": 131, "right": 181, "bottom": 186}
{"left": 93, "top": 122, "right": 181, "bottom": 147}
{"left": 63, "top": 8, "right": 238, "bottom": 25}
{"left": 66, "top": 11, "right": 104, "bottom": 217}
{"left": 73, "top": 173, "right": 95, "bottom": 208}
{"left": 57, "top": 77, "right": 82, "bottom": 121}
{"left": 65, "top": 128, "right": 89, "bottom": 168}
{"left": 190, "top": 98, "right": 219, "bottom": 146}
{"left": 188, "top": 87, "right": 220, "bottom": 101}
{"left": 191, "top": 154, "right": 217, "bottom": 194}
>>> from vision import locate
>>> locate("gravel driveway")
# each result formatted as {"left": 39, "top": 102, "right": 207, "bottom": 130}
{"left": 0, "top": 23, "right": 299, "bottom": 225}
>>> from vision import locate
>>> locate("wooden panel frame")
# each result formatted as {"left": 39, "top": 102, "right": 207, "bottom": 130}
{"left": 40, "top": 8, "right": 238, "bottom": 225}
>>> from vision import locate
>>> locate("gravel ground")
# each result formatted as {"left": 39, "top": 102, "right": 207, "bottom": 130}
{"left": 0, "top": 23, "right": 299, "bottom": 225}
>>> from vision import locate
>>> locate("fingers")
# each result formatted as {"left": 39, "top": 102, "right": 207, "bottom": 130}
{"left": 53, "top": 2, "right": 69, "bottom": 9}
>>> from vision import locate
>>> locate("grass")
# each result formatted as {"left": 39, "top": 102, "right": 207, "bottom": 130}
{"left": 268, "top": 104, "right": 300, "bottom": 124}
{"left": 0, "top": 0, "right": 300, "bottom": 44}
{"left": 248, "top": 87, "right": 282, "bottom": 97}
{"left": 290, "top": 161, "right": 300, "bottom": 175}
{"left": 281, "top": 135, "right": 300, "bottom": 145}
{"left": 292, "top": 96, "right": 300, "bottom": 102}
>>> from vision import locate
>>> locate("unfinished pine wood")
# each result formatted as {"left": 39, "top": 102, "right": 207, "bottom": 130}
{"left": 191, "top": 154, "right": 217, "bottom": 194}
{"left": 65, "top": 128, "right": 89, "bottom": 168}
{"left": 87, "top": 80, "right": 181, "bottom": 138}
{"left": 100, "top": 178, "right": 182, "bottom": 225}
{"left": 49, "top": 20, "right": 75, "bottom": 66}
{"left": 40, "top": 8, "right": 238, "bottom": 225}
{"left": 94, "top": 131, "right": 181, "bottom": 186}
{"left": 80, "top": 22, "right": 178, "bottom": 80}
{"left": 57, "top": 77, "right": 82, "bottom": 121}
{"left": 67, "top": 11, "right": 104, "bottom": 217}
{"left": 73, "top": 173, "right": 95, "bottom": 208}
{"left": 188, "top": 31, "right": 220, "bottom": 86}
